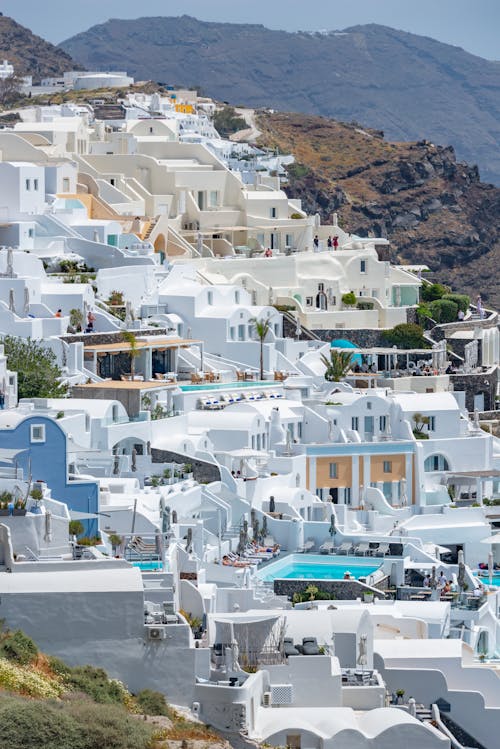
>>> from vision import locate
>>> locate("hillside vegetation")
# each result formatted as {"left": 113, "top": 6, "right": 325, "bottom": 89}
{"left": 60, "top": 16, "right": 500, "bottom": 184}
{"left": 258, "top": 111, "right": 500, "bottom": 306}
{"left": 0, "top": 627, "right": 225, "bottom": 749}
{"left": 0, "top": 14, "right": 79, "bottom": 78}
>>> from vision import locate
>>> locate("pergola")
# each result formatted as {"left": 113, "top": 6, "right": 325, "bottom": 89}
{"left": 445, "top": 469, "right": 500, "bottom": 503}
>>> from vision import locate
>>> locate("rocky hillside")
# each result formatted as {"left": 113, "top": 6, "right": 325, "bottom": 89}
{"left": 258, "top": 112, "right": 500, "bottom": 307}
{"left": 0, "top": 14, "right": 79, "bottom": 79}
{"left": 60, "top": 16, "right": 500, "bottom": 184}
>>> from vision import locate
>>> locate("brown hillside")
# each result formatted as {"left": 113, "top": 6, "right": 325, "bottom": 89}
{"left": 258, "top": 112, "right": 500, "bottom": 307}
{"left": 0, "top": 14, "right": 79, "bottom": 79}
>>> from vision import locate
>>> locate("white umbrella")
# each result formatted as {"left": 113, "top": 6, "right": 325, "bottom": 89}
{"left": 488, "top": 551, "right": 494, "bottom": 585}
{"left": 480, "top": 533, "right": 500, "bottom": 545}
{"left": 6, "top": 248, "right": 14, "bottom": 277}
{"left": 8, "top": 288, "right": 15, "bottom": 313}
{"left": 399, "top": 478, "right": 407, "bottom": 507}
{"left": 197, "top": 232, "right": 203, "bottom": 255}
{"left": 23, "top": 287, "right": 30, "bottom": 316}
{"left": 356, "top": 634, "right": 368, "bottom": 670}
{"left": 295, "top": 318, "right": 301, "bottom": 339}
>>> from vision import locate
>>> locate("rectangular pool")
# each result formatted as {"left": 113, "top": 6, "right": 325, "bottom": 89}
{"left": 132, "top": 560, "right": 163, "bottom": 571}
{"left": 179, "top": 381, "right": 269, "bottom": 392}
{"left": 258, "top": 554, "right": 381, "bottom": 583}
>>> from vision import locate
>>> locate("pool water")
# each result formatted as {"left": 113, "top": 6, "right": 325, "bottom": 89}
{"left": 258, "top": 554, "right": 380, "bottom": 583}
{"left": 476, "top": 572, "right": 500, "bottom": 587}
{"left": 132, "top": 561, "right": 163, "bottom": 571}
{"left": 179, "top": 381, "right": 269, "bottom": 392}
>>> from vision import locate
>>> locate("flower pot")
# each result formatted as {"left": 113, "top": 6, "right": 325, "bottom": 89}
{"left": 13, "top": 509, "right": 26, "bottom": 516}
{"left": 0, "top": 510, "right": 9, "bottom": 516}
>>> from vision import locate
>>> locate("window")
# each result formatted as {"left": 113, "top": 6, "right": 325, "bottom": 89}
{"left": 238, "top": 324, "right": 245, "bottom": 341}
{"left": 28, "top": 228, "right": 34, "bottom": 238}
{"left": 360, "top": 260, "right": 366, "bottom": 273}
{"left": 379, "top": 415, "right": 387, "bottom": 431}
{"left": 235, "top": 291, "right": 240, "bottom": 304}
{"left": 62, "top": 177, "right": 70, "bottom": 192}
{"left": 306, "top": 296, "right": 313, "bottom": 306}
{"left": 25, "top": 179, "right": 30, "bottom": 191}
{"left": 366, "top": 401, "right": 372, "bottom": 410}
{"left": 209, "top": 190, "right": 218, "bottom": 208}
{"left": 229, "top": 326, "right": 236, "bottom": 340}
{"left": 207, "top": 291, "right": 213, "bottom": 305}
{"left": 383, "top": 460, "right": 392, "bottom": 473}
{"left": 424, "top": 454, "right": 449, "bottom": 472}
{"left": 351, "top": 416, "right": 359, "bottom": 431}
{"left": 286, "top": 233, "right": 293, "bottom": 248}
{"left": 30, "top": 424, "right": 45, "bottom": 443}
{"left": 428, "top": 416, "right": 436, "bottom": 431}
{"left": 33, "top": 179, "right": 39, "bottom": 191}
{"left": 329, "top": 462, "right": 338, "bottom": 479}
{"left": 318, "top": 283, "right": 324, "bottom": 292}
{"left": 270, "top": 206, "right": 277, "bottom": 218}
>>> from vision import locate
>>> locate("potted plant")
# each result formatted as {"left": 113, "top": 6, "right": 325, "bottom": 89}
{"left": 396, "top": 689, "right": 405, "bottom": 704}
{"left": 183, "top": 463, "right": 193, "bottom": 479}
{"left": 363, "top": 591, "right": 375, "bottom": 603}
{"left": 13, "top": 499, "right": 26, "bottom": 516}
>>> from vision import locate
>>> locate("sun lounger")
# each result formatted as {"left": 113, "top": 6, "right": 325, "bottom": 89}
{"left": 337, "top": 542, "right": 353, "bottom": 555}
{"left": 374, "top": 543, "right": 390, "bottom": 557}
{"left": 354, "top": 542, "right": 371, "bottom": 556}
{"left": 320, "top": 540, "right": 335, "bottom": 554}
{"left": 299, "top": 539, "right": 315, "bottom": 553}
{"left": 301, "top": 637, "right": 320, "bottom": 655}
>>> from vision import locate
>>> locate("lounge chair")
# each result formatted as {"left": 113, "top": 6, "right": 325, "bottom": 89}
{"left": 320, "top": 540, "right": 335, "bottom": 554}
{"left": 374, "top": 543, "right": 390, "bottom": 557}
{"left": 301, "top": 637, "right": 320, "bottom": 655}
{"left": 284, "top": 638, "right": 300, "bottom": 657}
{"left": 299, "top": 539, "right": 315, "bottom": 553}
{"left": 354, "top": 542, "right": 371, "bottom": 556}
{"left": 337, "top": 542, "right": 353, "bottom": 555}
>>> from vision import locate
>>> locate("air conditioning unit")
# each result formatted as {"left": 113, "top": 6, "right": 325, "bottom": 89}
{"left": 263, "top": 692, "right": 271, "bottom": 706}
{"left": 146, "top": 626, "right": 167, "bottom": 640}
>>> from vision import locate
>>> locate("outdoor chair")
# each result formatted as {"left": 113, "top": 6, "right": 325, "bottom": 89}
{"left": 337, "top": 542, "right": 353, "bottom": 555}
{"left": 299, "top": 539, "right": 315, "bottom": 553}
{"left": 320, "top": 540, "right": 335, "bottom": 554}
{"left": 284, "top": 638, "right": 300, "bottom": 657}
{"left": 354, "top": 542, "right": 371, "bottom": 556}
{"left": 301, "top": 637, "right": 320, "bottom": 655}
{"left": 374, "top": 544, "right": 390, "bottom": 556}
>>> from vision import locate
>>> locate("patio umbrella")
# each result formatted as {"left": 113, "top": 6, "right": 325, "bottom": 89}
{"left": 488, "top": 551, "right": 494, "bottom": 585}
{"left": 295, "top": 318, "right": 301, "bottom": 339}
{"left": 44, "top": 510, "right": 52, "bottom": 543}
{"left": 269, "top": 496, "right": 276, "bottom": 514}
{"left": 23, "top": 286, "right": 30, "bottom": 316}
{"left": 242, "top": 565, "right": 251, "bottom": 589}
{"left": 8, "top": 289, "right": 15, "bottom": 314}
{"left": 329, "top": 513, "right": 336, "bottom": 539}
{"left": 252, "top": 516, "right": 259, "bottom": 541}
{"left": 400, "top": 478, "right": 407, "bottom": 507}
{"left": 430, "top": 566, "right": 437, "bottom": 589}
{"left": 480, "top": 533, "right": 500, "bottom": 545}
{"left": 125, "top": 301, "right": 133, "bottom": 326}
{"left": 243, "top": 518, "right": 249, "bottom": 545}
{"left": 6, "top": 248, "right": 13, "bottom": 277}
{"left": 131, "top": 448, "right": 137, "bottom": 472}
{"left": 356, "top": 634, "right": 368, "bottom": 670}
{"left": 458, "top": 550, "right": 466, "bottom": 590}
{"left": 197, "top": 232, "right": 203, "bottom": 255}
{"left": 359, "top": 485, "right": 365, "bottom": 510}
{"left": 261, "top": 515, "right": 268, "bottom": 543}
{"left": 185, "top": 527, "right": 193, "bottom": 553}
{"left": 268, "top": 286, "right": 274, "bottom": 305}
{"left": 172, "top": 509, "right": 178, "bottom": 524}
{"left": 237, "top": 529, "right": 246, "bottom": 556}
{"left": 161, "top": 499, "right": 171, "bottom": 536}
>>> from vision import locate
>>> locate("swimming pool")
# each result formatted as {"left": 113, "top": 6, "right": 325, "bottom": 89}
{"left": 179, "top": 381, "right": 269, "bottom": 392}
{"left": 258, "top": 554, "right": 381, "bottom": 583}
{"left": 476, "top": 572, "right": 500, "bottom": 587}
{"left": 132, "top": 560, "right": 163, "bottom": 571}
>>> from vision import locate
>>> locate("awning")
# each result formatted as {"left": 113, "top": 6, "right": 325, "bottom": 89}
{"left": 69, "top": 510, "right": 109, "bottom": 520}
{"left": 423, "top": 543, "right": 451, "bottom": 556}
{"left": 480, "top": 533, "right": 500, "bottom": 544}
{"left": 0, "top": 448, "right": 28, "bottom": 463}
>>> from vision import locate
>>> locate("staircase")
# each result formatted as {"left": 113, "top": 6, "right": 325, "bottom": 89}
{"left": 143, "top": 216, "right": 160, "bottom": 241}
{"left": 281, "top": 309, "right": 321, "bottom": 341}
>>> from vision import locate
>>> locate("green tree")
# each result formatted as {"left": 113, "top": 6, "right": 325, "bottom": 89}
{"left": 381, "top": 323, "right": 428, "bottom": 349}
{"left": 0, "top": 75, "right": 23, "bottom": 107}
{"left": 320, "top": 349, "right": 354, "bottom": 382}
{"left": 341, "top": 291, "right": 357, "bottom": 307}
{"left": 251, "top": 317, "right": 271, "bottom": 380}
{"left": 421, "top": 283, "right": 449, "bottom": 302}
{"left": 213, "top": 106, "right": 247, "bottom": 138}
{"left": 413, "top": 412, "right": 430, "bottom": 435}
{"left": 3, "top": 336, "right": 68, "bottom": 399}
{"left": 69, "top": 308, "right": 83, "bottom": 332}
{"left": 442, "top": 293, "right": 470, "bottom": 314}
{"left": 121, "top": 331, "right": 140, "bottom": 378}
{"left": 69, "top": 520, "right": 84, "bottom": 537}
{"left": 428, "top": 298, "right": 458, "bottom": 323}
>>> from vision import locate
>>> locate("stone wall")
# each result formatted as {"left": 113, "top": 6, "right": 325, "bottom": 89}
{"left": 151, "top": 448, "right": 220, "bottom": 484}
{"left": 61, "top": 328, "right": 168, "bottom": 346}
{"left": 450, "top": 370, "right": 498, "bottom": 411}
{"left": 273, "top": 578, "right": 385, "bottom": 600}
{"left": 312, "top": 328, "right": 386, "bottom": 347}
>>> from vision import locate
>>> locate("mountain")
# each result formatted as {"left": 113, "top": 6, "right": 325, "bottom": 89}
{"left": 258, "top": 112, "right": 500, "bottom": 307}
{"left": 60, "top": 16, "right": 500, "bottom": 184}
{"left": 0, "top": 14, "right": 79, "bottom": 79}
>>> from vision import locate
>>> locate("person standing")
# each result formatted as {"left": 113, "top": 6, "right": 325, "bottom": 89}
{"left": 327, "top": 236, "right": 332, "bottom": 249}
{"left": 332, "top": 236, "right": 339, "bottom": 250}
{"left": 313, "top": 235, "right": 319, "bottom": 250}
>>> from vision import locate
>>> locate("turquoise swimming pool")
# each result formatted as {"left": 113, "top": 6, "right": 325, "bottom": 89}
{"left": 132, "top": 560, "right": 163, "bottom": 571}
{"left": 476, "top": 572, "right": 500, "bottom": 587}
{"left": 179, "top": 381, "right": 269, "bottom": 392}
{"left": 258, "top": 554, "right": 380, "bottom": 583}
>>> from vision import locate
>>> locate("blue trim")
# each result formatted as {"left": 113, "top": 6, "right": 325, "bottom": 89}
{"left": 306, "top": 441, "right": 416, "bottom": 457}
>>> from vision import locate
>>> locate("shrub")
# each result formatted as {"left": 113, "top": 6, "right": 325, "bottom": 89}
{"left": 135, "top": 688, "right": 170, "bottom": 716}
{"left": 212, "top": 106, "right": 246, "bottom": 138}
{"left": 69, "top": 520, "right": 84, "bottom": 537}
{"left": 0, "top": 697, "right": 84, "bottom": 749}
{"left": 381, "top": 323, "right": 428, "bottom": 349}
{"left": 442, "top": 293, "right": 470, "bottom": 314}
{"left": 63, "top": 664, "right": 128, "bottom": 704}
{"left": 0, "top": 658, "right": 63, "bottom": 698}
{"left": 357, "top": 300, "right": 374, "bottom": 310}
{"left": 2, "top": 336, "right": 68, "bottom": 400}
{"left": 1, "top": 630, "right": 38, "bottom": 665}
{"left": 421, "top": 283, "right": 450, "bottom": 302}
{"left": 428, "top": 299, "right": 458, "bottom": 323}
{"left": 65, "top": 699, "right": 154, "bottom": 749}
{"left": 341, "top": 291, "right": 356, "bottom": 306}
{"left": 290, "top": 212, "right": 303, "bottom": 219}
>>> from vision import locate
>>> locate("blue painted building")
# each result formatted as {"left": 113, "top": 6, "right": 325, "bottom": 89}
{"left": 0, "top": 415, "right": 99, "bottom": 536}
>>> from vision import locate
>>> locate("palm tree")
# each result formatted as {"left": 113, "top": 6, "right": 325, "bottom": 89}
{"left": 320, "top": 349, "right": 354, "bottom": 382}
{"left": 122, "top": 330, "right": 140, "bottom": 378}
{"left": 251, "top": 317, "right": 271, "bottom": 380}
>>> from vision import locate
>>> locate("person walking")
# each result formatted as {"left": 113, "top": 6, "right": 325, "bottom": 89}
{"left": 313, "top": 235, "right": 319, "bottom": 250}
{"left": 327, "top": 235, "right": 332, "bottom": 249}
{"left": 332, "top": 235, "right": 339, "bottom": 250}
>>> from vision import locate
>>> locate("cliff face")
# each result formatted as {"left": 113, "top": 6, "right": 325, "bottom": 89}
{"left": 258, "top": 112, "right": 500, "bottom": 307}
{"left": 0, "top": 14, "right": 79, "bottom": 79}
{"left": 60, "top": 16, "right": 500, "bottom": 184}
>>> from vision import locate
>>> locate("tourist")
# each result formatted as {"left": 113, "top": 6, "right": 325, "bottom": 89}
{"left": 327, "top": 235, "right": 332, "bottom": 248}
{"left": 87, "top": 309, "right": 95, "bottom": 332}
{"left": 332, "top": 235, "right": 339, "bottom": 249}
{"left": 438, "top": 570, "right": 447, "bottom": 588}
{"left": 423, "top": 575, "right": 430, "bottom": 588}
{"left": 54, "top": 308, "right": 62, "bottom": 318}
{"left": 457, "top": 309, "right": 465, "bottom": 321}
{"left": 313, "top": 235, "right": 319, "bottom": 250}
{"left": 264, "top": 248, "right": 273, "bottom": 257}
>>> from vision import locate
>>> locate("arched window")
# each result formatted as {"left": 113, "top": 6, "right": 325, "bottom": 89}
{"left": 424, "top": 454, "right": 450, "bottom": 472}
